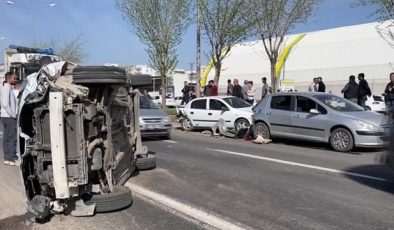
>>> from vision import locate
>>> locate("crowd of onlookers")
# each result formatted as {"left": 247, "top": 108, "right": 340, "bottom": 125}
{"left": 177, "top": 72, "right": 394, "bottom": 113}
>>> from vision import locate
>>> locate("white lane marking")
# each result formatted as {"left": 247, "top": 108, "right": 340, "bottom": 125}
{"left": 126, "top": 182, "right": 250, "bottom": 230}
{"left": 207, "top": 148, "right": 390, "bottom": 183}
{"left": 163, "top": 140, "right": 178, "bottom": 144}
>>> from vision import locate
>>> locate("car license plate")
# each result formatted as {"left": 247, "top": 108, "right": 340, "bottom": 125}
{"left": 147, "top": 124, "right": 162, "bottom": 129}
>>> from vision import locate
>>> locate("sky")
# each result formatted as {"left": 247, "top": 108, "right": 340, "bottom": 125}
{"left": 0, "top": 0, "right": 379, "bottom": 69}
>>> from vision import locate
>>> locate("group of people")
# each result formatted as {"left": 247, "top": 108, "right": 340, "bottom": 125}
{"left": 1, "top": 72, "right": 20, "bottom": 166}
{"left": 308, "top": 77, "right": 326, "bottom": 92}
{"left": 227, "top": 77, "right": 271, "bottom": 105}
{"left": 340, "top": 73, "right": 372, "bottom": 107}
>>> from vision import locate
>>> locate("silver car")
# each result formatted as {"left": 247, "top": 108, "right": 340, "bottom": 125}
{"left": 140, "top": 96, "right": 172, "bottom": 139}
{"left": 252, "top": 92, "right": 391, "bottom": 152}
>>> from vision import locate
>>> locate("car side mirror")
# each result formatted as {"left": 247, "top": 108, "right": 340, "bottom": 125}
{"left": 309, "top": 109, "right": 320, "bottom": 115}
{"left": 222, "top": 106, "right": 229, "bottom": 112}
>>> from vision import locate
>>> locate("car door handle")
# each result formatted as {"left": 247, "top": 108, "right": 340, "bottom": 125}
{"left": 208, "top": 113, "right": 212, "bottom": 115}
{"left": 190, "top": 112, "right": 194, "bottom": 115}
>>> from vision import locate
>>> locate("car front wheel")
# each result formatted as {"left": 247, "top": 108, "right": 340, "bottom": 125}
{"left": 182, "top": 117, "right": 193, "bottom": 131}
{"left": 330, "top": 128, "right": 354, "bottom": 152}
{"left": 253, "top": 122, "right": 270, "bottom": 139}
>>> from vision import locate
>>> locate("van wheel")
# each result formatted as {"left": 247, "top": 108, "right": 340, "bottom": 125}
{"left": 136, "top": 154, "right": 156, "bottom": 171}
{"left": 330, "top": 128, "right": 354, "bottom": 152}
{"left": 253, "top": 122, "right": 270, "bottom": 139}
{"left": 84, "top": 186, "right": 132, "bottom": 212}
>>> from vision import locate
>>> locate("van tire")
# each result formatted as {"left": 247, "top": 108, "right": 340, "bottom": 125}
{"left": 84, "top": 186, "right": 132, "bottom": 213}
{"left": 136, "top": 154, "right": 156, "bottom": 171}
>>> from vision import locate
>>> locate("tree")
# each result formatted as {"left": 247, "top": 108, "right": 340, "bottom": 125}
{"left": 247, "top": 0, "right": 322, "bottom": 92}
{"left": 358, "top": 0, "right": 394, "bottom": 20}
{"left": 357, "top": 1, "right": 394, "bottom": 49}
{"left": 116, "top": 0, "right": 192, "bottom": 107}
{"left": 198, "top": 0, "right": 253, "bottom": 86}
{"left": 42, "top": 35, "right": 88, "bottom": 64}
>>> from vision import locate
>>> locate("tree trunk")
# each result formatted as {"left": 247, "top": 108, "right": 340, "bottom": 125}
{"left": 195, "top": 0, "right": 201, "bottom": 98}
{"left": 161, "top": 76, "right": 167, "bottom": 108}
{"left": 214, "top": 62, "right": 221, "bottom": 86}
{"left": 270, "top": 61, "right": 279, "bottom": 93}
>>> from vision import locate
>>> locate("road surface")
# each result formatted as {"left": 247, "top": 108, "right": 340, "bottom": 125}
{"left": 1, "top": 129, "right": 394, "bottom": 229}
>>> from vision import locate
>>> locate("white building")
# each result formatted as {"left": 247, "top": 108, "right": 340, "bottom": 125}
{"left": 202, "top": 21, "right": 394, "bottom": 95}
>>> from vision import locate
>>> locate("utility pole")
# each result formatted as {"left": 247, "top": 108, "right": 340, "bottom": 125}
{"left": 195, "top": 0, "right": 201, "bottom": 97}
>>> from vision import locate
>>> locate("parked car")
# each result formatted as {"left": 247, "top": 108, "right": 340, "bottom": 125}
{"left": 178, "top": 96, "right": 253, "bottom": 132}
{"left": 152, "top": 95, "right": 177, "bottom": 108}
{"left": 18, "top": 63, "right": 155, "bottom": 219}
{"left": 174, "top": 96, "right": 183, "bottom": 106}
{"left": 140, "top": 96, "right": 172, "bottom": 139}
{"left": 366, "top": 95, "right": 386, "bottom": 114}
{"left": 252, "top": 92, "right": 390, "bottom": 152}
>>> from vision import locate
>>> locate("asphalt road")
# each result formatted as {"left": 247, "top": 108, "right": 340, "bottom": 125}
{"left": 1, "top": 129, "right": 394, "bottom": 229}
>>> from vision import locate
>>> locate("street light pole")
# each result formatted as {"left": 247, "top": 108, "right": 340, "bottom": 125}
{"left": 5, "top": 1, "right": 56, "bottom": 47}
{"left": 195, "top": 0, "right": 201, "bottom": 97}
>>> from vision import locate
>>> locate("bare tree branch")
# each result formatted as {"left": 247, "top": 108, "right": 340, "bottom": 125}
{"left": 40, "top": 35, "right": 88, "bottom": 64}
{"left": 116, "top": 0, "right": 192, "bottom": 107}
{"left": 247, "top": 0, "right": 322, "bottom": 92}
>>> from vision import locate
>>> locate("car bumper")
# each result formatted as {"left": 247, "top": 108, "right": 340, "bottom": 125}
{"left": 140, "top": 124, "right": 172, "bottom": 137}
{"left": 354, "top": 130, "right": 388, "bottom": 147}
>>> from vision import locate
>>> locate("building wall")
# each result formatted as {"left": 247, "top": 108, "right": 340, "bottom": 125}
{"left": 205, "top": 21, "right": 394, "bottom": 96}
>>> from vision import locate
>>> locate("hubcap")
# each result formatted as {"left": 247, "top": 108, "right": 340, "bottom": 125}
{"left": 332, "top": 131, "right": 350, "bottom": 150}
{"left": 237, "top": 120, "right": 249, "bottom": 130}
{"left": 182, "top": 118, "right": 192, "bottom": 130}
{"left": 255, "top": 124, "right": 268, "bottom": 138}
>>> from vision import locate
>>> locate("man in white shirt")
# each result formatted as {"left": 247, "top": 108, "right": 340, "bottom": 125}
{"left": 1, "top": 72, "right": 19, "bottom": 166}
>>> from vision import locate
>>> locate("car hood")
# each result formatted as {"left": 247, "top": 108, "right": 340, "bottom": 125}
{"left": 236, "top": 107, "right": 253, "bottom": 113}
{"left": 139, "top": 108, "right": 167, "bottom": 118}
{"left": 336, "top": 111, "right": 388, "bottom": 126}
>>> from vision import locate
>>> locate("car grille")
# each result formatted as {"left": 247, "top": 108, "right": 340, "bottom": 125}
{"left": 143, "top": 118, "right": 162, "bottom": 123}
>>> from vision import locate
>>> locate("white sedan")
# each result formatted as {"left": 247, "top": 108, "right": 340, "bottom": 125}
{"left": 366, "top": 95, "right": 386, "bottom": 114}
{"left": 178, "top": 96, "right": 253, "bottom": 132}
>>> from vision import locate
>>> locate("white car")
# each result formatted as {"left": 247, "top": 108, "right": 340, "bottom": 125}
{"left": 366, "top": 95, "right": 386, "bottom": 114}
{"left": 174, "top": 96, "right": 183, "bottom": 106}
{"left": 178, "top": 96, "right": 253, "bottom": 132}
{"left": 152, "top": 95, "right": 177, "bottom": 108}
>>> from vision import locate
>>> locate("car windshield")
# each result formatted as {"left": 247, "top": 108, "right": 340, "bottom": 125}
{"left": 314, "top": 94, "right": 364, "bottom": 112}
{"left": 140, "top": 96, "right": 159, "bottom": 109}
{"left": 223, "top": 97, "right": 251, "bottom": 108}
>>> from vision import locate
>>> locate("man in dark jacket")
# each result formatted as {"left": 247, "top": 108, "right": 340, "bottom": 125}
{"left": 385, "top": 72, "right": 394, "bottom": 116}
{"left": 227, "top": 79, "right": 233, "bottom": 96}
{"left": 341, "top": 75, "right": 358, "bottom": 103}
{"left": 357, "top": 73, "right": 371, "bottom": 108}
{"left": 317, "top": 77, "right": 326, "bottom": 92}
{"left": 232, "top": 79, "right": 242, "bottom": 98}
{"left": 181, "top": 81, "right": 190, "bottom": 105}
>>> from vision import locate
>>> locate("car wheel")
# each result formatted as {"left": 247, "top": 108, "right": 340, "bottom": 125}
{"left": 84, "top": 186, "right": 132, "bottom": 213}
{"left": 253, "top": 122, "right": 270, "bottom": 139}
{"left": 182, "top": 117, "right": 193, "bottom": 131}
{"left": 330, "top": 128, "right": 354, "bottom": 152}
{"left": 136, "top": 154, "right": 156, "bottom": 171}
{"left": 235, "top": 118, "right": 250, "bottom": 132}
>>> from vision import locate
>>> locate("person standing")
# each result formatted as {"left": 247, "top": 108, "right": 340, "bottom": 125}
{"left": 308, "top": 78, "right": 318, "bottom": 92}
{"left": 384, "top": 72, "right": 394, "bottom": 115}
{"left": 232, "top": 79, "right": 242, "bottom": 98}
{"left": 209, "top": 80, "right": 218, "bottom": 96}
{"left": 245, "top": 81, "right": 255, "bottom": 105}
{"left": 1, "top": 72, "right": 19, "bottom": 166}
{"left": 241, "top": 80, "right": 249, "bottom": 100}
{"left": 255, "top": 77, "right": 269, "bottom": 104}
{"left": 341, "top": 75, "right": 358, "bottom": 104}
{"left": 226, "top": 79, "right": 233, "bottom": 96}
{"left": 357, "top": 73, "right": 371, "bottom": 108}
{"left": 317, "top": 77, "right": 326, "bottom": 92}
{"left": 181, "top": 81, "right": 190, "bottom": 105}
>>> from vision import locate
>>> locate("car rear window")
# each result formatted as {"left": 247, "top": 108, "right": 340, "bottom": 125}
{"left": 271, "top": 96, "right": 292, "bottom": 111}
{"left": 191, "top": 99, "right": 206, "bottom": 110}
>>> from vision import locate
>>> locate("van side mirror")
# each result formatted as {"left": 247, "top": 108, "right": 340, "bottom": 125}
{"left": 309, "top": 109, "right": 320, "bottom": 115}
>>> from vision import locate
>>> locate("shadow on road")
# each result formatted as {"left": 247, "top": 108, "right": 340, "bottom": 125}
{"left": 343, "top": 164, "right": 394, "bottom": 194}
{"left": 0, "top": 213, "right": 36, "bottom": 230}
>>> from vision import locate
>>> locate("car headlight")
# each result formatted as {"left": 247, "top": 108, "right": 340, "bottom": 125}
{"left": 357, "top": 120, "right": 375, "bottom": 130}
{"left": 162, "top": 117, "right": 171, "bottom": 123}
{"left": 139, "top": 117, "right": 145, "bottom": 124}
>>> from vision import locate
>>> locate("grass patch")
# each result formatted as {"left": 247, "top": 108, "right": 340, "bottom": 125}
{"left": 163, "top": 107, "right": 177, "bottom": 116}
